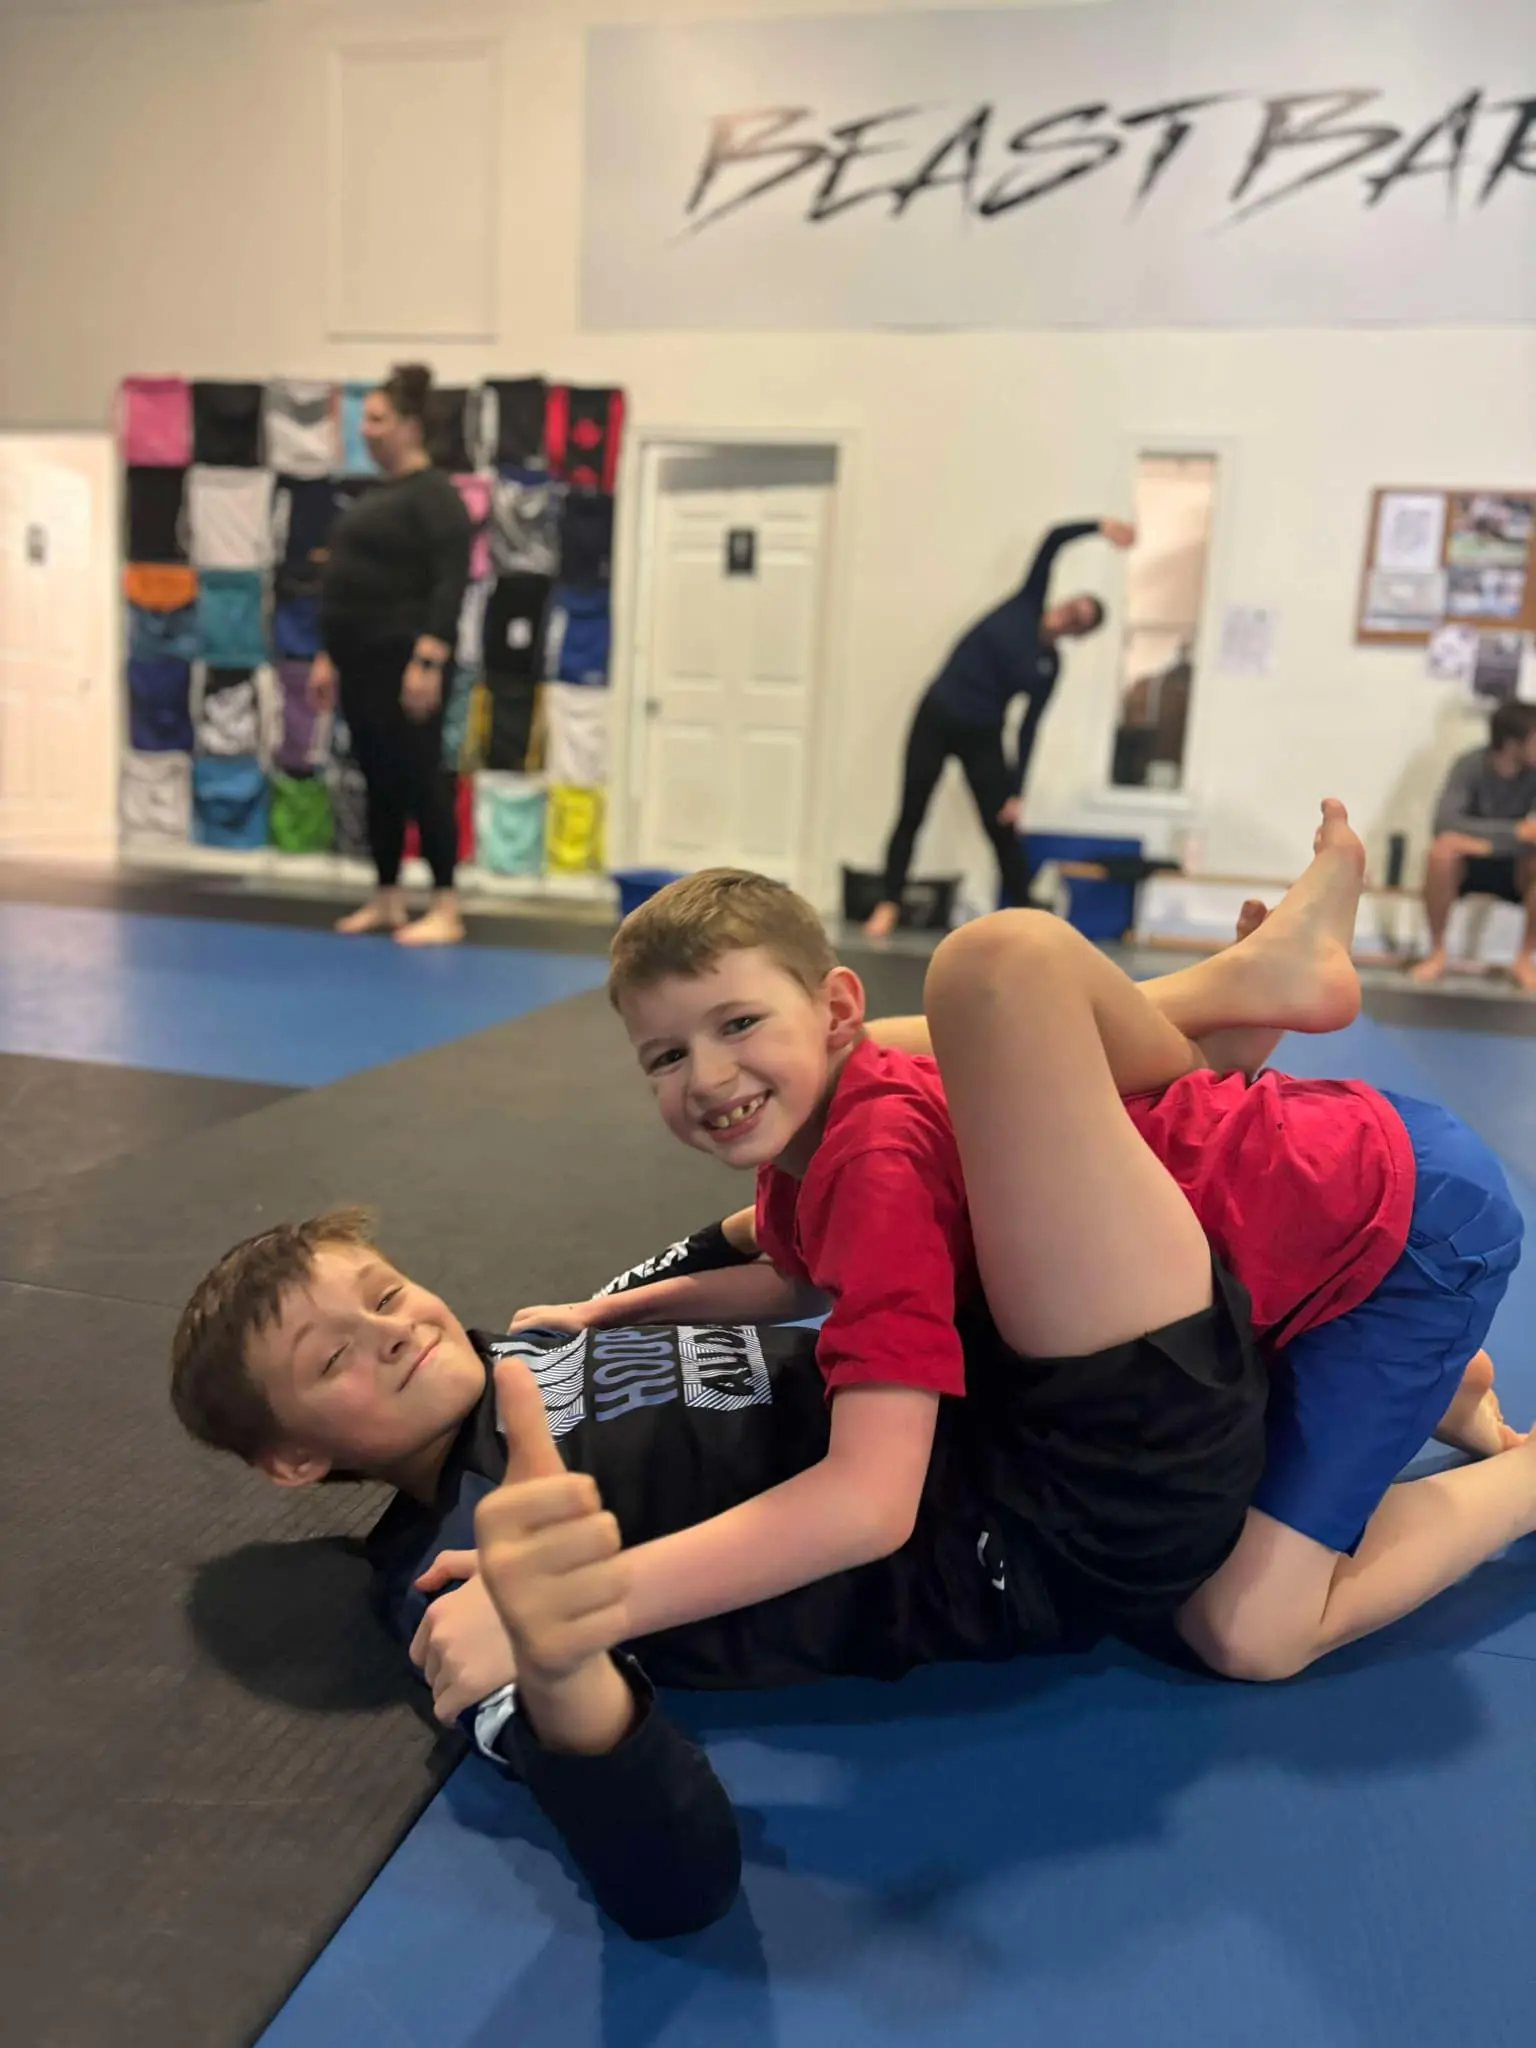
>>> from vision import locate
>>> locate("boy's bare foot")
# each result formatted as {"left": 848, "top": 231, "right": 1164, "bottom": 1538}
{"left": 1213, "top": 799, "right": 1365, "bottom": 1036}
{"left": 1434, "top": 1350, "right": 1527, "bottom": 1457}
{"left": 863, "top": 901, "right": 900, "bottom": 940}
{"left": 336, "top": 897, "right": 406, "bottom": 935}
{"left": 396, "top": 906, "right": 466, "bottom": 947}
{"left": 1410, "top": 949, "right": 1449, "bottom": 986}
{"left": 1509, "top": 954, "right": 1536, "bottom": 995}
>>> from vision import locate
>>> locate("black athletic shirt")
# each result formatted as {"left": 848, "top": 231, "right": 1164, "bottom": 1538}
{"left": 923, "top": 521, "right": 1098, "bottom": 769}
{"left": 320, "top": 465, "right": 471, "bottom": 650}
{"left": 366, "top": 1320, "right": 1039, "bottom": 1939}
{"left": 370, "top": 1322, "right": 1032, "bottom": 1694}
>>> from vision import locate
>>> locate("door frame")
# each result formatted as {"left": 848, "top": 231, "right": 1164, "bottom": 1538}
{"left": 611, "top": 423, "right": 860, "bottom": 909}
{"left": 0, "top": 427, "right": 121, "bottom": 861}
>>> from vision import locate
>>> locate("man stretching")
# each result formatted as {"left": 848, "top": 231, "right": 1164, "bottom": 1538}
{"left": 864, "top": 517, "right": 1133, "bottom": 938}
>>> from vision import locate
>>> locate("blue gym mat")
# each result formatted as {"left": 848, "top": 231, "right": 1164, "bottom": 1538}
{"left": 0, "top": 903, "right": 609, "bottom": 1086}
{"left": 258, "top": 1010, "right": 1536, "bottom": 2048}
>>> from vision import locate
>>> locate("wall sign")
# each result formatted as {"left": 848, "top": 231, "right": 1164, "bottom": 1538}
{"left": 583, "top": 0, "right": 1535, "bottom": 330}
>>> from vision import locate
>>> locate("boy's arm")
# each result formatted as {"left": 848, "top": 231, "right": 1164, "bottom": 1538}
{"left": 866, "top": 1014, "right": 934, "bottom": 1056}
{"left": 592, "top": 1213, "right": 761, "bottom": 1300}
{"left": 621, "top": 1384, "right": 939, "bottom": 1640}
{"left": 720, "top": 1206, "right": 758, "bottom": 1255}
{"left": 473, "top": 1360, "right": 743, "bottom": 1938}
{"left": 607, "top": 1145, "right": 957, "bottom": 1637}
{"left": 491, "top": 1658, "right": 742, "bottom": 1939}
{"left": 514, "top": 1259, "right": 817, "bottom": 1334}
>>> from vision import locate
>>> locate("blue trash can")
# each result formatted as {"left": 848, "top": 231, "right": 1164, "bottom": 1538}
{"left": 613, "top": 867, "right": 685, "bottom": 919}
{"left": 1021, "top": 832, "right": 1142, "bottom": 940}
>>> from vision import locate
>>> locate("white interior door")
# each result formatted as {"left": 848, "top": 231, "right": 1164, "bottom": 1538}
{"left": 0, "top": 437, "right": 117, "bottom": 858}
{"left": 636, "top": 454, "right": 832, "bottom": 887}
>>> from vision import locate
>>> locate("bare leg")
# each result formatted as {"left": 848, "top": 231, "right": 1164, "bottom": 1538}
{"left": 925, "top": 910, "right": 1212, "bottom": 1357}
{"left": 396, "top": 889, "right": 466, "bottom": 947}
{"left": 1140, "top": 804, "right": 1363, "bottom": 1044}
{"left": 1180, "top": 1440, "right": 1536, "bottom": 1681}
{"left": 868, "top": 806, "right": 1365, "bottom": 1077}
{"left": 1188, "top": 901, "right": 1286, "bottom": 1077}
{"left": 1434, "top": 1349, "right": 1527, "bottom": 1456}
{"left": 1510, "top": 858, "right": 1536, "bottom": 994}
{"left": 336, "top": 887, "right": 407, "bottom": 935}
{"left": 1410, "top": 836, "right": 1465, "bottom": 984}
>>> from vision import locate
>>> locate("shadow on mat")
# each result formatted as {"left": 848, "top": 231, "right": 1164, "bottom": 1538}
{"left": 188, "top": 1537, "right": 443, "bottom": 1725}
{"left": 442, "top": 1757, "right": 778, "bottom": 2048}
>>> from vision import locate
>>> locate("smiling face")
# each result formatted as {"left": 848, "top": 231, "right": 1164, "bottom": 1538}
{"left": 245, "top": 1243, "right": 486, "bottom": 1494}
{"left": 619, "top": 946, "right": 865, "bottom": 1174}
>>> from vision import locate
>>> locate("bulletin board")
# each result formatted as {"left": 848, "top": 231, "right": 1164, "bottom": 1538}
{"left": 1355, "top": 487, "right": 1536, "bottom": 646}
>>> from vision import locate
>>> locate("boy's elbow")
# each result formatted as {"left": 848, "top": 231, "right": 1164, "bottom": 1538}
{"left": 607, "top": 1844, "right": 742, "bottom": 1940}
{"left": 852, "top": 1490, "right": 920, "bottom": 1564}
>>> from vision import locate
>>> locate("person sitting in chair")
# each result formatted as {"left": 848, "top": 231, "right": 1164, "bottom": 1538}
{"left": 1412, "top": 700, "right": 1536, "bottom": 992}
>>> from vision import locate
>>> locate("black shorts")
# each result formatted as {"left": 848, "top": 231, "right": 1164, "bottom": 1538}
{"left": 1459, "top": 854, "right": 1530, "bottom": 905}
{"left": 960, "top": 1260, "right": 1267, "bottom": 1648}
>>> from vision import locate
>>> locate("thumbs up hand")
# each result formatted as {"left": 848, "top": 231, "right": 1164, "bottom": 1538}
{"left": 473, "top": 1357, "right": 632, "bottom": 1690}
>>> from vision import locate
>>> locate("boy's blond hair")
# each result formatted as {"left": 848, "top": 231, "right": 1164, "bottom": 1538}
{"left": 170, "top": 1209, "right": 377, "bottom": 1464}
{"left": 608, "top": 868, "right": 838, "bottom": 1007}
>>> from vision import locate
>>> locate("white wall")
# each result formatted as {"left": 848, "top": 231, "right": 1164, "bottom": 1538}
{"left": 1, "top": 0, "right": 1531, "bottom": 903}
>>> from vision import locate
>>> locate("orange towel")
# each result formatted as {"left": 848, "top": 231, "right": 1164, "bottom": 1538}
{"left": 123, "top": 564, "right": 197, "bottom": 610}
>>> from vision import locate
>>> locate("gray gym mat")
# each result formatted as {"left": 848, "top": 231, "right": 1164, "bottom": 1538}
{"left": 0, "top": 960, "right": 928, "bottom": 1317}
{"left": 0, "top": 990, "right": 746, "bottom": 1318}
{"left": 0, "top": 1052, "right": 293, "bottom": 1201}
{"left": 0, "top": 1280, "right": 446, "bottom": 2048}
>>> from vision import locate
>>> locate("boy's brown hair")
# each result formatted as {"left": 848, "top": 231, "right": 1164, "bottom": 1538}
{"left": 170, "top": 1208, "right": 377, "bottom": 1464}
{"left": 608, "top": 868, "right": 838, "bottom": 1006}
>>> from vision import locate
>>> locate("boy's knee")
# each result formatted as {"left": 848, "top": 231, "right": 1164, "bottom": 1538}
{"left": 1426, "top": 834, "right": 1466, "bottom": 872}
{"left": 1180, "top": 1606, "right": 1309, "bottom": 1685}
{"left": 925, "top": 909, "right": 1065, "bottom": 1007}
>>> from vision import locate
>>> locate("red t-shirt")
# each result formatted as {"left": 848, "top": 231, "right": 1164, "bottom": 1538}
{"left": 1124, "top": 1067, "right": 1415, "bottom": 1346}
{"left": 756, "top": 1042, "right": 1416, "bottom": 1398}
{"left": 755, "top": 1041, "right": 975, "bottom": 1399}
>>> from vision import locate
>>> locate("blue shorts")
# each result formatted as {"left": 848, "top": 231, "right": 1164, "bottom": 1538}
{"left": 1253, "top": 1090, "right": 1522, "bottom": 1554}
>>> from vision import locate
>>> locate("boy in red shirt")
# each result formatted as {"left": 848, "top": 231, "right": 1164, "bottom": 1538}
{"left": 518, "top": 802, "right": 1528, "bottom": 1681}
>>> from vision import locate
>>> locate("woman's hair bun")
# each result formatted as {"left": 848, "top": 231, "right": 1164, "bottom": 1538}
{"left": 383, "top": 362, "right": 433, "bottom": 421}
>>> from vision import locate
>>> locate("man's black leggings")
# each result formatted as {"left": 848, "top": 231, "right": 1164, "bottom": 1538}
{"left": 880, "top": 692, "right": 1034, "bottom": 910}
{"left": 334, "top": 635, "right": 459, "bottom": 892}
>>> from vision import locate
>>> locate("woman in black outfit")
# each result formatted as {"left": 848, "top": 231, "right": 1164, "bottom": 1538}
{"left": 310, "top": 364, "right": 472, "bottom": 945}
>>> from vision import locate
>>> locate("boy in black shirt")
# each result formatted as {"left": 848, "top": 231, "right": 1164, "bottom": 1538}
{"left": 170, "top": 1206, "right": 1261, "bottom": 1936}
